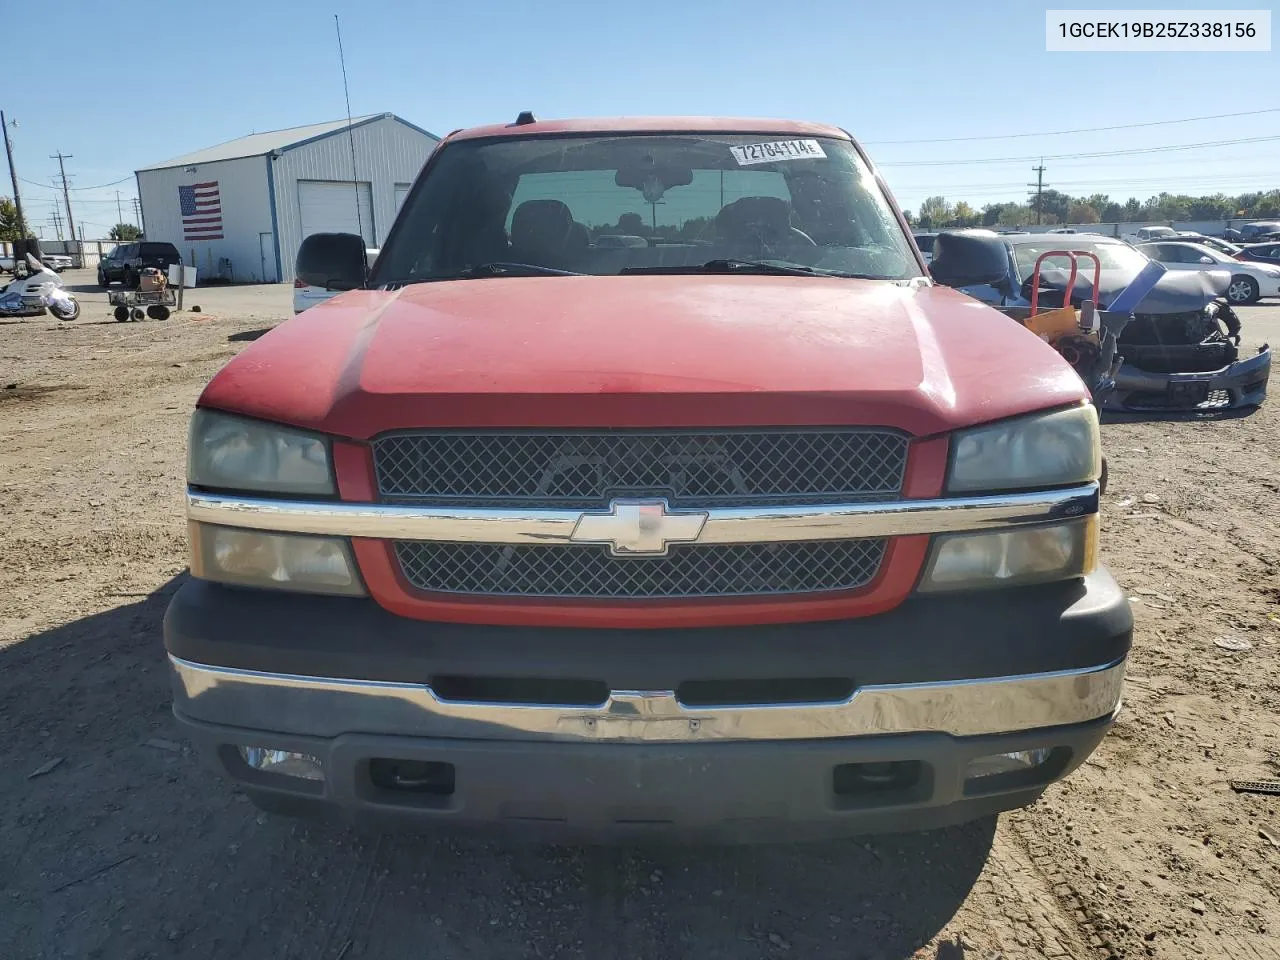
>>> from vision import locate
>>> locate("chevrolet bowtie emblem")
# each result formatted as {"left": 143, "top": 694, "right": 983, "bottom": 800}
{"left": 570, "top": 498, "right": 708, "bottom": 556}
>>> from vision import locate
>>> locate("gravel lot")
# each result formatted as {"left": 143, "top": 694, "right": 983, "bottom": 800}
{"left": 2, "top": 270, "right": 1278, "bottom": 960}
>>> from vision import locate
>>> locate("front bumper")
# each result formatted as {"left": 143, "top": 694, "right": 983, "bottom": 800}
{"left": 1104, "top": 345, "right": 1270, "bottom": 411}
{"left": 164, "top": 570, "right": 1130, "bottom": 840}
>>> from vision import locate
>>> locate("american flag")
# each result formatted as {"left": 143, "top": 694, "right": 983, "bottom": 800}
{"left": 179, "top": 181, "right": 223, "bottom": 240}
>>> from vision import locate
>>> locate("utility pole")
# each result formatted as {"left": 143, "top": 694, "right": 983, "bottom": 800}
{"left": 115, "top": 190, "right": 123, "bottom": 232}
{"left": 1028, "top": 161, "right": 1047, "bottom": 226}
{"left": 50, "top": 208, "right": 63, "bottom": 241}
{"left": 50, "top": 151, "right": 78, "bottom": 248}
{"left": 2, "top": 110, "right": 28, "bottom": 237}
{"left": 131, "top": 197, "right": 142, "bottom": 231}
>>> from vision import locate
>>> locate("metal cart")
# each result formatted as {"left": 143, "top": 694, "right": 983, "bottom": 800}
{"left": 109, "top": 286, "right": 177, "bottom": 322}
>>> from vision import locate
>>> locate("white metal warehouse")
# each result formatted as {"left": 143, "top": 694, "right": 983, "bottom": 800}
{"left": 135, "top": 114, "right": 439, "bottom": 283}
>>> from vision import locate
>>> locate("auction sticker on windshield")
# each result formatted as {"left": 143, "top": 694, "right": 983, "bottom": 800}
{"left": 730, "top": 139, "right": 827, "bottom": 165}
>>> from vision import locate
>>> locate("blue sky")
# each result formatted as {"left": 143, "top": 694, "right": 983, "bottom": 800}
{"left": 6, "top": 0, "right": 1277, "bottom": 237}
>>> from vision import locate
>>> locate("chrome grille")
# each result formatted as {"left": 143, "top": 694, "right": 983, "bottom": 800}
{"left": 372, "top": 429, "right": 908, "bottom": 507}
{"left": 394, "top": 539, "right": 886, "bottom": 599}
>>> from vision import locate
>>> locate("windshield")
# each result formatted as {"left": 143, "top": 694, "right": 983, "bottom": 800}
{"left": 1192, "top": 245, "right": 1234, "bottom": 264}
{"left": 372, "top": 133, "right": 919, "bottom": 284}
{"left": 1011, "top": 239, "right": 1150, "bottom": 280}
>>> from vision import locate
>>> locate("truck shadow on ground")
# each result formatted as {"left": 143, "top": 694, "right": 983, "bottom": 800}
{"left": 0, "top": 576, "right": 995, "bottom": 960}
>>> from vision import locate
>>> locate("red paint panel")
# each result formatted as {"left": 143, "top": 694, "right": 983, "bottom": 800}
{"left": 198, "top": 277, "right": 1087, "bottom": 440}
{"left": 332, "top": 440, "right": 376, "bottom": 501}
{"left": 903, "top": 436, "right": 949, "bottom": 499}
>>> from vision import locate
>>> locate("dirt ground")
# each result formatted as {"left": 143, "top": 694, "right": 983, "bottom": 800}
{"left": 2, "top": 270, "right": 1278, "bottom": 960}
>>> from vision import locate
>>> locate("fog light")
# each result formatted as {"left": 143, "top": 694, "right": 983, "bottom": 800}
{"left": 919, "top": 517, "right": 1096, "bottom": 592}
{"left": 239, "top": 746, "right": 325, "bottom": 781}
{"left": 190, "top": 522, "right": 363, "bottom": 596}
{"left": 965, "top": 748, "right": 1052, "bottom": 780}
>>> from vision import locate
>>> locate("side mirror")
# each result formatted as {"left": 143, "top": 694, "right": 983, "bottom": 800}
{"left": 928, "top": 231, "right": 1010, "bottom": 287}
{"left": 1199, "top": 256, "right": 1214, "bottom": 264}
{"left": 296, "top": 232, "right": 367, "bottom": 291}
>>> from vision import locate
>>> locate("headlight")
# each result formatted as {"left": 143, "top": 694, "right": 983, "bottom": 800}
{"left": 918, "top": 517, "right": 1097, "bottom": 592}
{"left": 947, "top": 405, "right": 1100, "bottom": 493}
{"left": 188, "top": 409, "right": 334, "bottom": 495}
{"left": 189, "top": 522, "right": 363, "bottom": 595}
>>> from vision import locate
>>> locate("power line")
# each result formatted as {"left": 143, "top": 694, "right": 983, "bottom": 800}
{"left": 878, "top": 134, "right": 1280, "bottom": 167}
{"left": 890, "top": 172, "right": 1280, "bottom": 192}
{"left": 19, "top": 173, "right": 132, "bottom": 191}
{"left": 864, "top": 107, "right": 1280, "bottom": 145}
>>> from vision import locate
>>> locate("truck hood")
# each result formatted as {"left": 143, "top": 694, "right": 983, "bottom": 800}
{"left": 199, "top": 276, "right": 1087, "bottom": 438}
{"left": 1034, "top": 265, "right": 1230, "bottom": 314}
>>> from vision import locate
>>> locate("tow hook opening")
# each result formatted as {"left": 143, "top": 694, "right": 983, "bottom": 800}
{"left": 832, "top": 760, "right": 932, "bottom": 809}
{"left": 367, "top": 758, "right": 457, "bottom": 799}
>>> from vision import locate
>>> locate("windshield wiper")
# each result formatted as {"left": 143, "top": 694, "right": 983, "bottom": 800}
{"left": 385, "top": 262, "right": 584, "bottom": 288}
{"left": 621, "top": 259, "right": 887, "bottom": 279}
{"left": 622, "top": 259, "right": 818, "bottom": 277}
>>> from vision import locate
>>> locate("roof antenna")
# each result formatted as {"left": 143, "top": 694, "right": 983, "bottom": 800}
{"left": 334, "top": 14, "right": 368, "bottom": 285}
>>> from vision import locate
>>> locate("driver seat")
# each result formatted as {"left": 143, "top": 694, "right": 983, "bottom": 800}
{"left": 509, "top": 199, "right": 587, "bottom": 269}
{"left": 712, "top": 196, "right": 794, "bottom": 254}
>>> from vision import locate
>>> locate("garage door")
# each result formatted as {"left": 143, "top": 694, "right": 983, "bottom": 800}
{"left": 297, "top": 180, "right": 375, "bottom": 247}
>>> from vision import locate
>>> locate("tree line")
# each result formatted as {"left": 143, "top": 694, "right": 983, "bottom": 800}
{"left": 1, "top": 198, "right": 141, "bottom": 243}
{"left": 907, "top": 189, "right": 1280, "bottom": 230}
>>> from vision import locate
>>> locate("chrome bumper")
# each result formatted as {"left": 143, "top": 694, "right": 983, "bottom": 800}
{"left": 169, "top": 655, "right": 1125, "bottom": 744}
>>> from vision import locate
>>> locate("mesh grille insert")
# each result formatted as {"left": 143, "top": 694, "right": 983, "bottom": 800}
{"left": 373, "top": 430, "right": 908, "bottom": 507}
{"left": 394, "top": 538, "right": 886, "bottom": 599}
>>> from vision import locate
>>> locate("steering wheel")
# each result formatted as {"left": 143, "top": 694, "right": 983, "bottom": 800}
{"left": 789, "top": 227, "right": 818, "bottom": 247}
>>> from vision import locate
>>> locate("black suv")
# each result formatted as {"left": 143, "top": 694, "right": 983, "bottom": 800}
{"left": 98, "top": 242, "right": 182, "bottom": 289}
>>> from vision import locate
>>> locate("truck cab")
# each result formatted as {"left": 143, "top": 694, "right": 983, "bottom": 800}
{"left": 165, "top": 116, "right": 1128, "bottom": 841}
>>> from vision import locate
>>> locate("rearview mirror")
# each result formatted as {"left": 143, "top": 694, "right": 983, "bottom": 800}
{"left": 296, "top": 232, "right": 367, "bottom": 291}
{"left": 615, "top": 160, "right": 694, "bottom": 202}
{"left": 1199, "top": 256, "right": 1214, "bottom": 264}
{"left": 928, "top": 231, "right": 1010, "bottom": 287}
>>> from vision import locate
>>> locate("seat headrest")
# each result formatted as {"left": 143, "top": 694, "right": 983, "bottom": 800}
{"left": 511, "top": 199, "right": 575, "bottom": 252}
{"left": 715, "top": 196, "right": 791, "bottom": 236}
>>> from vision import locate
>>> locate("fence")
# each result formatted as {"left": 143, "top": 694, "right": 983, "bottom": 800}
{"left": 0, "top": 239, "right": 118, "bottom": 269}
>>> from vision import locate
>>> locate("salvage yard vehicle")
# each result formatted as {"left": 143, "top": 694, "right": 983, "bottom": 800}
{"left": 956, "top": 232, "right": 1271, "bottom": 411}
{"left": 1237, "top": 242, "right": 1280, "bottom": 268}
{"left": 1236, "top": 221, "right": 1280, "bottom": 243}
{"left": 1135, "top": 240, "right": 1280, "bottom": 305}
{"left": 1127, "top": 226, "right": 1178, "bottom": 243}
{"left": 38, "top": 253, "right": 73, "bottom": 272}
{"left": 166, "top": 115, "right": 1129, "bottom": 842}
{"left": 1165, "top": 233, "right": 1241, "bottom": 257}
{"left": 98, "top": 241, "right": 182, "bottom": 289}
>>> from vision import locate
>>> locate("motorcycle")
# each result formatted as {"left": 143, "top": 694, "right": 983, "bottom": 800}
{"left": 0, "top": 254, "right": 81, "bottom": 321}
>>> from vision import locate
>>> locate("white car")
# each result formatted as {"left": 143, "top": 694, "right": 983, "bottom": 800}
{"left": 1136, "top": 240, "right": 1280, "bottom": 305}
{"left": 292, "top": 247, "right": 379, "bottom": 314}
{"left": 39, "top": 253, "right": 74, "bottom": 272}
{"left": 1127, "top": 226, "right": 1179, "bottom": 243}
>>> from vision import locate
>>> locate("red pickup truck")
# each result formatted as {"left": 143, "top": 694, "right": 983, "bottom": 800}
{"left": 165, "top": 116, "right": 1129, "bottom": 841}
